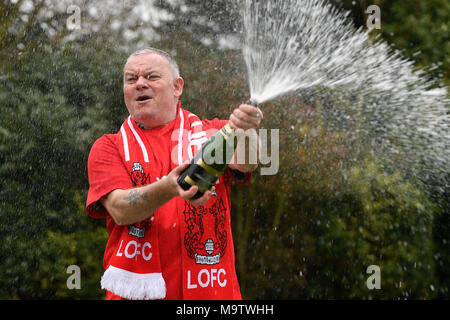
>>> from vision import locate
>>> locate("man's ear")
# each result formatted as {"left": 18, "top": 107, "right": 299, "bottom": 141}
{"left": 173, "top": 77, "right": 184, "bottom": 98}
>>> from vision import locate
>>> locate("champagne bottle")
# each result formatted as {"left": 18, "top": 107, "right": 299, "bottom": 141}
{"left": 177, "top": 100, "right": 258, "bottom": 198}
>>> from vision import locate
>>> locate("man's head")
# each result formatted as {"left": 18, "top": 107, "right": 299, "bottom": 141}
{"left": 123, "top": 47, "right": 184, "bottom": 128}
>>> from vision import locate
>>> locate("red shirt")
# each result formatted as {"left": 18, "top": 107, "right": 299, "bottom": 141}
{"left": 86, "top": 116, "right": 250, "bottom": 299}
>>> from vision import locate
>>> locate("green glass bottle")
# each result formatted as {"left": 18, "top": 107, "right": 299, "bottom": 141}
{"left": 177, "top": 100, "right": 257, "bottom": 198}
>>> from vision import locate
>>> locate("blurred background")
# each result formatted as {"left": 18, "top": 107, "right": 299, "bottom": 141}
{"left": 0, "top": 0, "right": 449, "bottom": 299}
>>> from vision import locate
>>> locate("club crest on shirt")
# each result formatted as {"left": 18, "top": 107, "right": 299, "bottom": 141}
{"left": 130, "top": 162, "right": 150, "bottom": 186}
{"left": 183, "top": 196, "right": 227, "bottom": 265}
{"left": 128, "top": 162, "right": 152, "bottom": 238}
{"left": 128, "top": 216, "right": 153, "bottom": 238}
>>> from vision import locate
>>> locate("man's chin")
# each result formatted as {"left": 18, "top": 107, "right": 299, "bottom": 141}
{"left": 131, "top": 110, "right": 154, "bottom": 125}
{"left": 131, "top": 103, "right": 177, "bottom": 128}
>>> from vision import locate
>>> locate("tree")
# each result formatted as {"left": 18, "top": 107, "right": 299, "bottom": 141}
{"left": 229, "top": 99, "right": 437, "bottom": 299}
{"left": 332, "top": 0, "right": 450, "bottom": 86}
{"left": 155, "top": 0, "right": 449, "bottom": 299}
{"left": 1, "top": 0, "right": 447, "bottom": 299}
{"left": 0, "top": 38, "right": 126, "bottom": 298}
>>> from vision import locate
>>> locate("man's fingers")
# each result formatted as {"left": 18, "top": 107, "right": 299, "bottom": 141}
{"left": 173, "top": 161, "right": 190, "bottom": 175}
{"left": 240, "top": 104, "right": 263, "bottom": 118}
{"left": 189, "top": 188, "right": 213, "bottom": 206}
{"left": 230, "top": 110, "right": 261, "bottom": 130}
{"left": 181, "top": 184, "right": 198, "bottom": 196}
{"left": 255, "top": 107, "right": 263, "bottom": 119}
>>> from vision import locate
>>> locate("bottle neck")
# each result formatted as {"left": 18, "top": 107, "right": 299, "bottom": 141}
{"left": 220, "top": 123, "right": 234, "bottom": 141}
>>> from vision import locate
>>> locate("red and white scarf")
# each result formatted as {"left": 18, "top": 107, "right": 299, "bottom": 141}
{"left": 100, "top": 103, "right": 239, "bottom": 299}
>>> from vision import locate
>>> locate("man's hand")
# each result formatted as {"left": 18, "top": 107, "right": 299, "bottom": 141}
{"left": 228, "top": 103, "right": 263, "bottom": 173}
{"left": 168, "top": 162, "right": 214, "bottom": 206}
{"left": 228, "top": 103, "right": 263, "bottom": 131}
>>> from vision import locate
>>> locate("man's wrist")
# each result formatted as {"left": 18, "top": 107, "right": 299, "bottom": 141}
{"left": 158, "top": 175, "right": 179, "bottom": 199}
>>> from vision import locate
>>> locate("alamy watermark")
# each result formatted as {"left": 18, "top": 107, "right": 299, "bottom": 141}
{"left": 366, "top": 265, "right": 381, "bottom": 290}
{"left": 170, "top": 128, "right": 280, "bottom": 176}
{"left": 66, "top": 265, "right": 81, "bottom": 290}
{"left": 366, "top": 5, "right": 381, "bottom": 30}
{"left": 66, "top": 5, "right": 81, "bottom": 31}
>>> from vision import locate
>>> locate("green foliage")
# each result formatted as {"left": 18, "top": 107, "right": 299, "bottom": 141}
{"left": 379, "top": 0, "right": 449, "bottom": 86}
{"left": 0, "top": 39, "right": 125, "bottom": 299}
{"left": 233, "top": 134, "right": 437, "bottom": 299}
{"left": 333, "top": 0, "right": 450, "bottom": 86}
{"left": 152, "top": 0, "right": 241, "bottom": 45}
{"left": 308, "top": 159, "right": 435, "bottom": 299}
{"left": 149, "top": 32, "right": 248, "bottom": 119}
{"left": 37, "top": 222, "right": 108, "bottom": 299}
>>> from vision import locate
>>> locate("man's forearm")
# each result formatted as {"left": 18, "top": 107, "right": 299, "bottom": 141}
{"left": 101, "top": 177, "right": 176, "bottom": 226}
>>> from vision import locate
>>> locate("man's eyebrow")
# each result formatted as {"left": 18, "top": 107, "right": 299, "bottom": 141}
{"left": 143, "top": 69, "right": 160, "bottom": 74}
{"left": 124, "top": 69, "right": 160, "bottom": 76}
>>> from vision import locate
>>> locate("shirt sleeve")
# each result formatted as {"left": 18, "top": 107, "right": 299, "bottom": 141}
{"left": 230, "top": 168, "right": 252, "bottom": 185}
{"left": 85, "top": 134, "right": 133, "bottom": 218}
{"left": 202, "top": 118, "right": 252, "bottom": 186}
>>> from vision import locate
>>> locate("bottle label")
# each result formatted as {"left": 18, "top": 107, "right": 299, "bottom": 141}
{"left": 197, "top": 158, "right": 222, "bottom": 177}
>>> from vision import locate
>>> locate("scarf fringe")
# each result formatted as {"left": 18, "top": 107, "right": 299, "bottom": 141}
{"left": 101, "top": 266, "right": 166, "bottom": 300}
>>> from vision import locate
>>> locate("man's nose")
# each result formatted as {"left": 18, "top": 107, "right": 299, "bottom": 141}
{"left": 136, "top": 76, "right": 149, "bottom": 90}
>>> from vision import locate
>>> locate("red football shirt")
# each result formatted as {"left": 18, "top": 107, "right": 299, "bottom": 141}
{"left": 86, "top": 117, "right": 250, "bottom": 299}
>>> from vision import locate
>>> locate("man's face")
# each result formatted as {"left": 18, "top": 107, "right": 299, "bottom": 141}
{"left": 123, "top": 53, "right": 183, "bottom": 128}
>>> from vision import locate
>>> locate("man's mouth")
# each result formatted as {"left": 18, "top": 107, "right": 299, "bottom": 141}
{"left": 136, "top": 95, "right": 152, "bottom": 102}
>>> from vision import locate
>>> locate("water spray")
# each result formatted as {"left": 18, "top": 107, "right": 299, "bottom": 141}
{"left": 179, "top": 0, "right": 449, "bottom": 197}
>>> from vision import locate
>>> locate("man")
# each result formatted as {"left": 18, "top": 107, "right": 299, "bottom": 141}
{"left": 85, "top": 47, "right": 262, "bottom": 300}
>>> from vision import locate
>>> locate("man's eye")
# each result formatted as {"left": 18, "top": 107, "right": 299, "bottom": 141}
{"left": 126, "top": 77, "right": 136, "bottom": 82}
{"left": 146, "top": 75, "right": 159, "bottom": 80}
